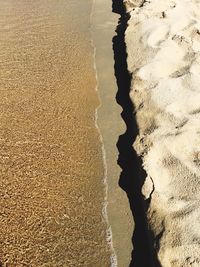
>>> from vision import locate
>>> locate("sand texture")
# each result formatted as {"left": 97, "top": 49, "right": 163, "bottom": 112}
{"left": 0, "top": 1, "right": 110, "bottom": 266}
{"left": 125, "top": 0, "right": 200, "bottom": 266}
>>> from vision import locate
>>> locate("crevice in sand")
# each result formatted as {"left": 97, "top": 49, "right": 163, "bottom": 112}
{"left": 145, "top": 176, "right": 155, "bottom": 207}
{"left": 112, "top": 1, "right": 161, "bottom": 266}
{"left": 140, "top": 0, "right": 149, "bottom": 8}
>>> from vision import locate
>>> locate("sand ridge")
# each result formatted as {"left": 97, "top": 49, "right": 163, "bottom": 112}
{"left": 125, "top": 0, "right": 200, "bottom": 266}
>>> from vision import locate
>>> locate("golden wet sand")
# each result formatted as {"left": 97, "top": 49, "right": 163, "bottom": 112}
{"left": 0, "top": 1, "right": 110, "bottom": 266}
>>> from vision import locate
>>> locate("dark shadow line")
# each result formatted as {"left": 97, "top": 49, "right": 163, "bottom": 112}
{"left": 112, "top": 1, "right": 161, "bottom": 266}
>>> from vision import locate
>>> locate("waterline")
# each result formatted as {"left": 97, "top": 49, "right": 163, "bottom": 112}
{"left": 90, "top": 1, "right": 118, "bottom": 265}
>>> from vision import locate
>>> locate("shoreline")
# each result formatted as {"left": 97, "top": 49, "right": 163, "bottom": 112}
{"left": 91, "top": 1, "right": 134, "bottom": 266}
{"left": 90, "top": 2, "right": 117, "bottom": 263}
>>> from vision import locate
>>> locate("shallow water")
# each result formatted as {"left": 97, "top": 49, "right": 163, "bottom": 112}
{"left": 0, "top": 1, "right": 110, "bottom": 266}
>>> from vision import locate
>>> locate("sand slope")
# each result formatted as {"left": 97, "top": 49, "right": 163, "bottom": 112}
{"left": 125, "top": 0, "right": 200, "bottom": 266}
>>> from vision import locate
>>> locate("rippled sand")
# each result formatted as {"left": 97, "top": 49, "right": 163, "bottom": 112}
{"left": 0, "top": 1, "right": 110, "bottom": 266}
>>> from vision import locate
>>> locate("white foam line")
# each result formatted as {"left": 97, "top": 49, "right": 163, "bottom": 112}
{"left": 90, "top": 1, "right": 118, "bottom": 267}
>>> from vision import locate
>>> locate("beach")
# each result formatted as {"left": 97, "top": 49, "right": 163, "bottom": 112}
{"left": 2, "top": 0, "right": 199, "bottom": 266}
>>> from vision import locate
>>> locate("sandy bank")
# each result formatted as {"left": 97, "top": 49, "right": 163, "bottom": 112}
{"left": 125, "top": 0, "right": 200, "bottom": 266}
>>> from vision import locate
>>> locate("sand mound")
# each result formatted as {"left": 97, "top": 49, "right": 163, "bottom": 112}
{"left": 125, "top": 0, "right": 200, "bottom": 266}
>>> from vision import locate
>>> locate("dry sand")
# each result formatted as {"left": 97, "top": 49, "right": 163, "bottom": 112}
{"left": 125, "top": 0, "right": 200, "bottom": 266}
{"left": 0, "top": 1, "right": 110, "bottom": 266}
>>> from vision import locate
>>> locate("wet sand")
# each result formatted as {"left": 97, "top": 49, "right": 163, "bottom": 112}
{"left": 92, "top": 1, "right": 133, "bottom": 266}
{"left": 0, "top": 1, "right": 110, "bottom": 266}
